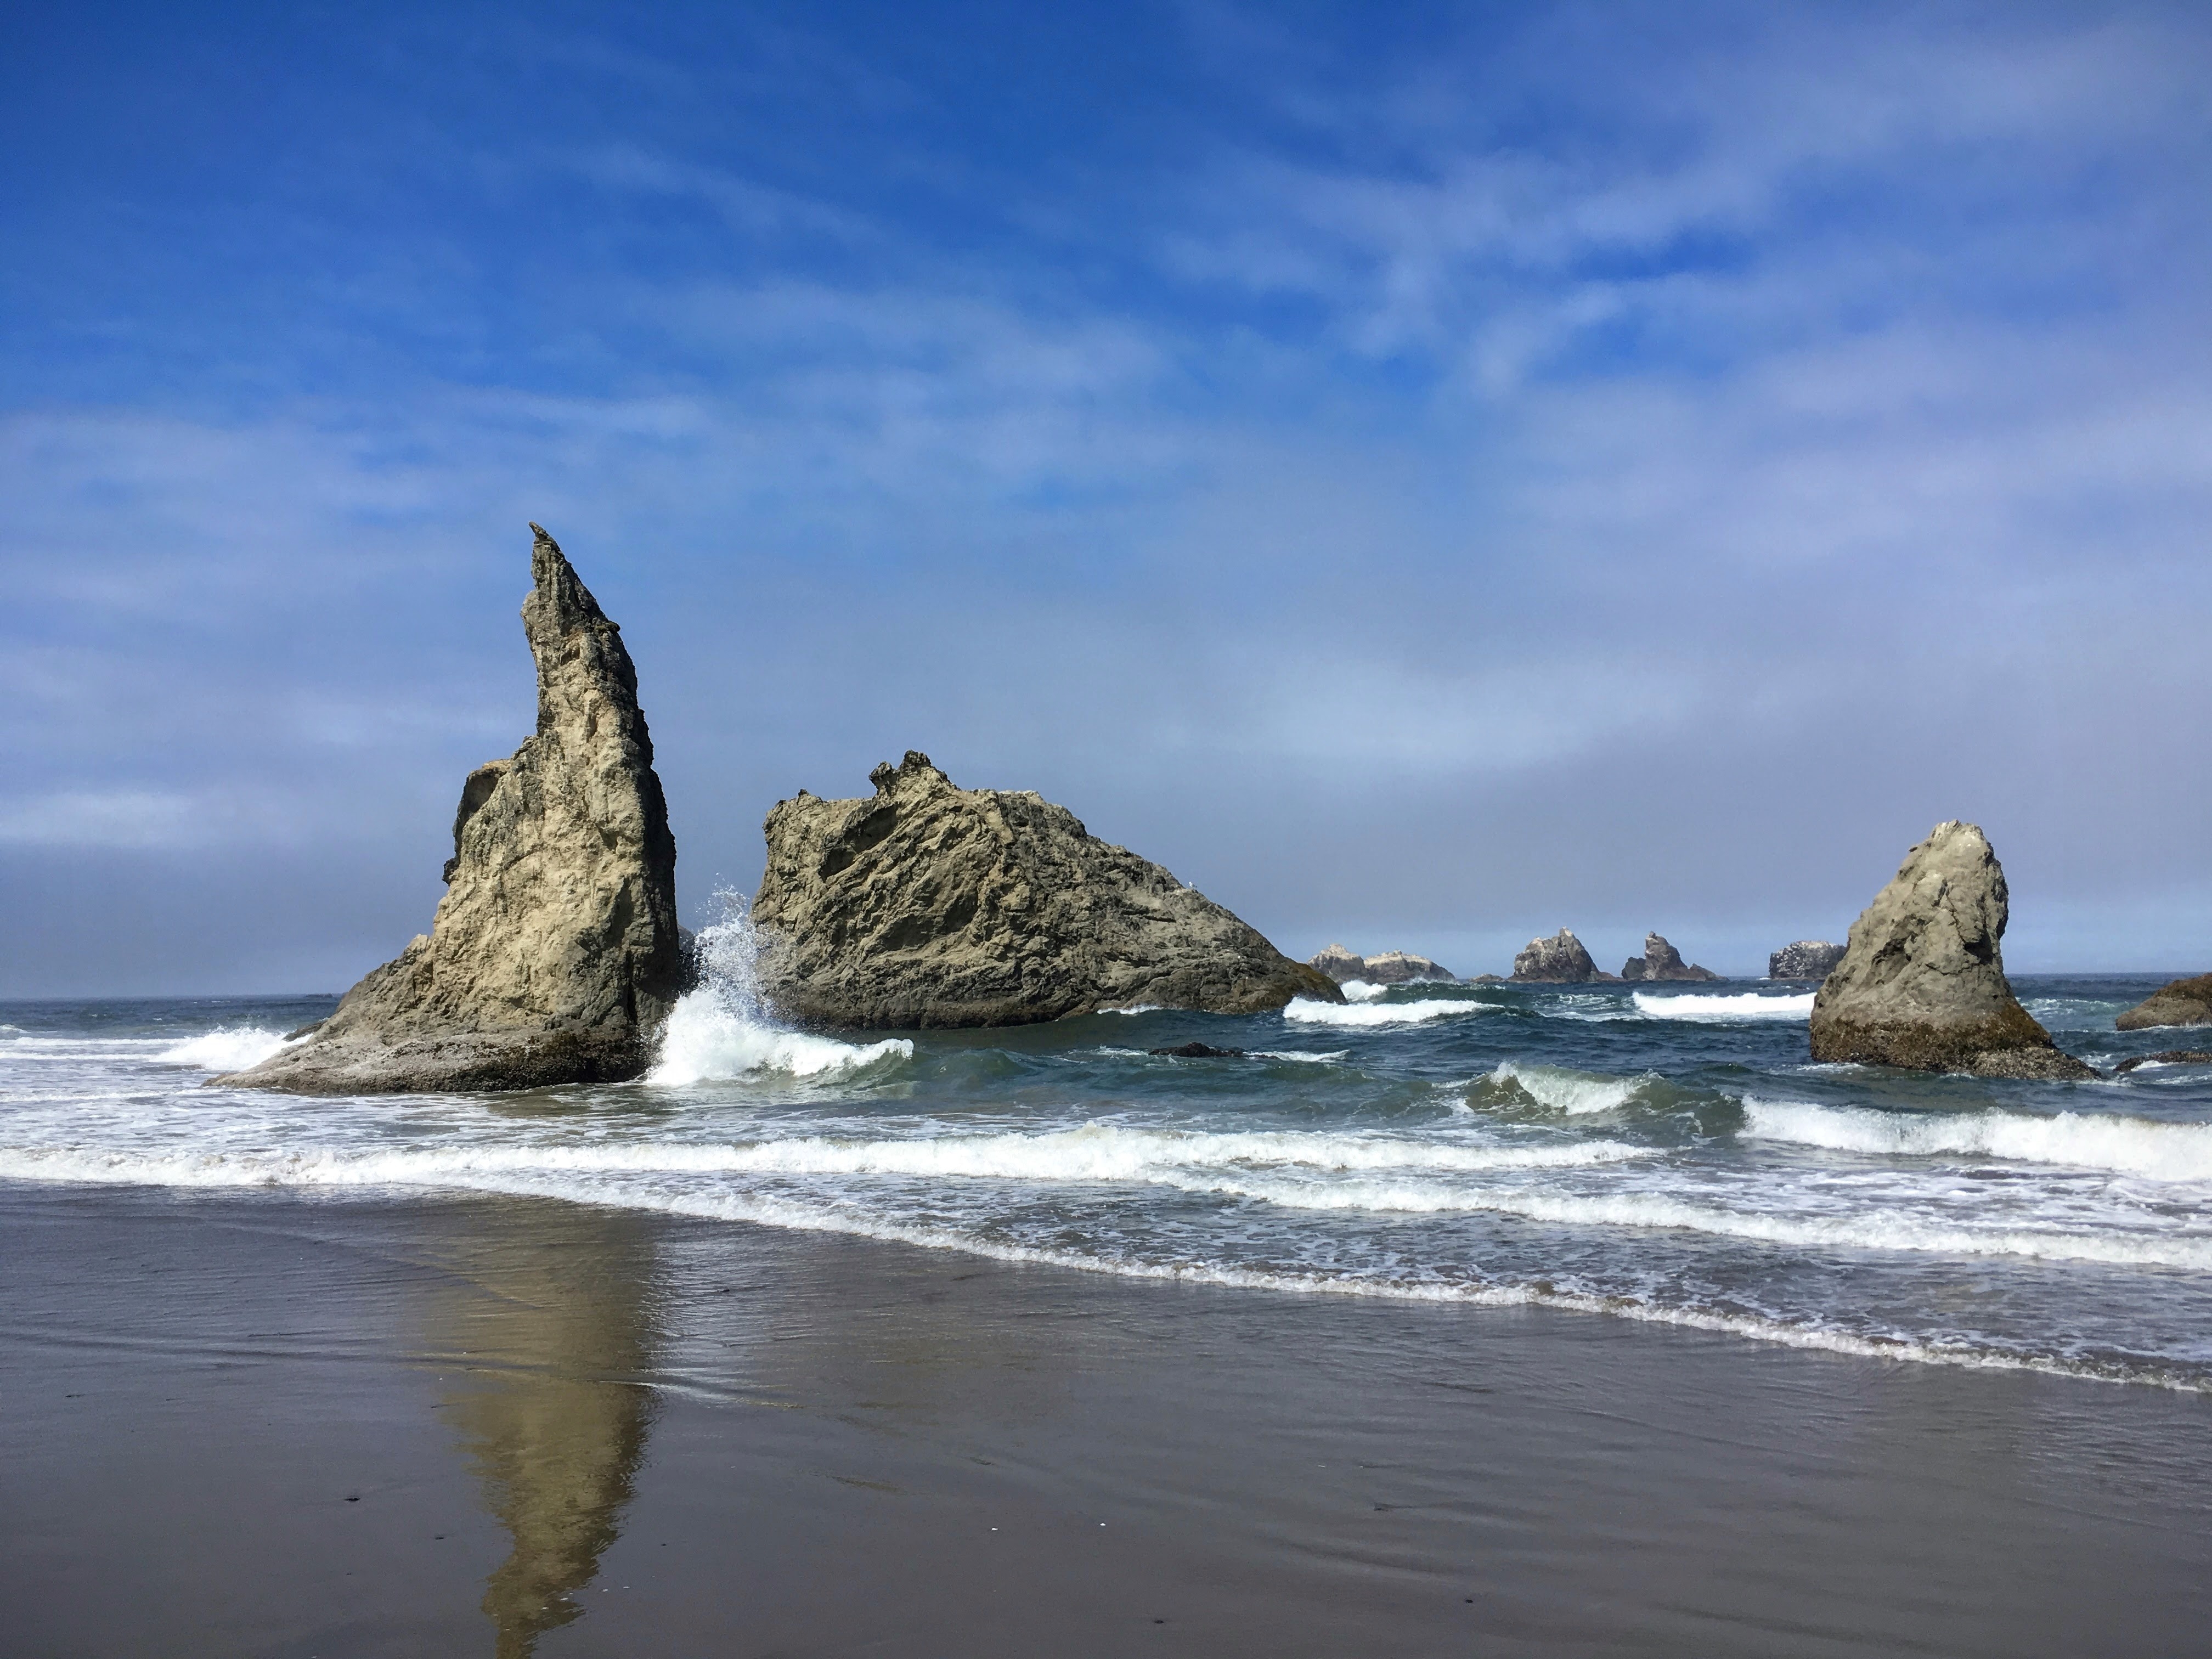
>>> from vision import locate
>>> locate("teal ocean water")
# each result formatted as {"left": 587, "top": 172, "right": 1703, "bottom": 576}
{"left": 5, "top": 921, "right": 2209, "bottom": 1389}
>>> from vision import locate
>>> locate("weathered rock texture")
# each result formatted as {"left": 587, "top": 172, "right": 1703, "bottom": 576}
{"left": 752, "top": 752, "right": 1341, "bottom": 1028}
{"left": 219, "top": 525, "right": 684, "bottom": 1093}
{"left": 1621, "top": 934, "right": 1720, "bottom": 982}
{"left": 1769, "top": 940, "right": 1848, "bottom": 981}
{"left": 2115, "top": 974, "right": 2212, "bottom": 1031}
{"left": 2114, "top": 1049, "right": 2212, "bottom": 1073}
{"left": 1512, "top": 930, "right": 1616, "bottom": 984}
{"left": 1808, "top": 822, "right": 2094, "bottom": 1081}
{"left": 1308, "top": 945, "right": 1457, "bottom": 985}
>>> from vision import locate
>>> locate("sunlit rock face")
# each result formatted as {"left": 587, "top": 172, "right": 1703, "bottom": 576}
{"left": 1809, "top": 821, "right": 2094, "bottom": 1081}
{"left": 753, "top": 752, "right": 1341, "bottom": 1029}
{"left": 219, "top": 526, "right": 684, "bottom": 1093}
{"left": 2115, "top": 974, "right": 2212, "bottom": 1031}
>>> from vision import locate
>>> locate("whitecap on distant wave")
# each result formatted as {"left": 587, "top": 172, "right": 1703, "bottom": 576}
{"left": 1284, "top": 997, "right": 1495, "bottom": 1028}
{"left": 156, "top": 1026, "right": 294, "bottom": 1071}
{"left": 1632, "top": 991, "right": 1814, "bottom": 1021}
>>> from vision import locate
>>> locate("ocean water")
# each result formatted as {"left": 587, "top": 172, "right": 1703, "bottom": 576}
{"left": 5, "top": 918, "right": 2211, "bottom": 1391}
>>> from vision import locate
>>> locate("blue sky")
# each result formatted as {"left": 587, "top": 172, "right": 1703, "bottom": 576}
{"left": 5, "top": 1, "right": 2210, "bottom": 994}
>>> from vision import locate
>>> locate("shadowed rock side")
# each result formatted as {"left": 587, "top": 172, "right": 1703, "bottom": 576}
{"left": 2115, "top": 974, "right": 2212, "bottom": 1031}
{"left": 218, "top": 526, "right": 684, "bottom": 1092}
{"left": 1513, "top": 930, "right": 1617, "bottom": 984}
{"left": 1621, "top": 934, "right": 1720, "bottom": 982}
{"left": 753, "top": 752, "right": 1342, "bottom": 1028}
{"left": 1770, "top": 940, "right": 1847, "bottom": 981}
{"left": 1809, "top": 821, "right": 2094, "bottom": 1081}
{"left": 1307, "top": 945, "right": 1457, "bottom": 985}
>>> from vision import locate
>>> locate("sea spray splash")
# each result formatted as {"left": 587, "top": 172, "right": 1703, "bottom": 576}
{"left": 647, "top": 893, "right": 912, "bottom": 1085}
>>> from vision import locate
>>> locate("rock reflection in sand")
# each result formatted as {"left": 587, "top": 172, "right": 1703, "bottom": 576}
{"left": 416, "top": 1198, "right": 660, "bottom": 1657}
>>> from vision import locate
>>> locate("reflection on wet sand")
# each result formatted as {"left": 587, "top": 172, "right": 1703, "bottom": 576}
{"left": 417, "top": 1198, "right": 662, "bottom": 1658}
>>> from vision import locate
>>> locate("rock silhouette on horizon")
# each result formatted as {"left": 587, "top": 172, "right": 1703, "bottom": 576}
{"left": 1511, "top": 930, "right": 1617, "bottom": 984}
{"left": 1620, "top": 934, "right": 1720, "bottom": 982}
{"left": 219, "top": 525, "right": 685, "bottom": 1093}
{"left": 1769, "top": 940, "right": 1847, "bottom": 981}
{"left": 2114, "top": 974, "right": 2212, "bottom": 1031}
{"left": 1808, "top": 821, "right": 2094, "bottom": 1081}
{"left": 751, "top": 752, "right": 1342, "bottom": 1029}
{"left": 1307, "top": 945, "right": 1457, "bottom": 985}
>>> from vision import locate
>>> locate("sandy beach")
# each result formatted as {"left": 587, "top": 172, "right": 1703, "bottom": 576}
{"left": 6, "top": 1181, "right": 2209, "bottom": 1657}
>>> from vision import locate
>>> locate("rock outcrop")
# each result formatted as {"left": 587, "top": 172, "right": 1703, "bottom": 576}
{"left": 751, "top": 752, "right": 1341, "bottom": 1029}
{"left": 2115, "top": 974, "right": 2212, "bottom": 1031}
{"left": 218, "top": 525, "right": 684, "bottom": 1093}
{"left": 1808, "top": 821, "right": 2094, "bottom": 1081}
{"left": 1511, "top": 930, "right": 1616, "bottom": 984}
{"left": 1307, "top": 945, "right": 1457, "bottom": 985}
{"left": 1620, "top": 934, "right": 1720, "bottom": 982}
{"left": 2114, "top": 1049, "right": 2212, "bottom": 1073}
{"left": 1769, "top": 940, "right": 1847, "bottom": 981}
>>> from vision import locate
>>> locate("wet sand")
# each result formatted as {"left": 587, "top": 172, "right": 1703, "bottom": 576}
{"left": 3, "top": 1183, "right": 2209, "bottom": 1657}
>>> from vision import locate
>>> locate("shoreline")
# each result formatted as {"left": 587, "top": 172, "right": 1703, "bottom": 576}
{"left": 6, "top": 1180, "right": 2210, "bottom": 1656}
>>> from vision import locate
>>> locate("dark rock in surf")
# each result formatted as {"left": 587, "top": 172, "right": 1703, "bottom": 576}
{"left": 1769, "top": 940, "right": 1847, "bottom": 981}
{"left": 217, "top": 525, "right": 684, "bottom": 1093}
{"left": 1620, "top": 934, "right": 1720, "bottom": 983}
{"left": 1150, "top": 1041, "right": 1249, "bottom": 1059}
{"left": 2114, "top": 974, "right": 2212, "bottom": 1031}
{"left": 1511, "top": 930, "right": 1615, "bottom": 984}
{"left": 2113, "top": 1049, "right": 2212, "bottom": 1074}
{"left": 1808, "top": 821, "right": 2094, "bottom": 1081}
{"left": 752, "top": 752, "right": 1342, "bottom": 1029}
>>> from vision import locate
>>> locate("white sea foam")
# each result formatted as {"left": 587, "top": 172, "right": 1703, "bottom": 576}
{"left": 1338, "top": 980, "right": 1387, "bottom": 1002}
{"left": 1489, "top": 1062, "right": 1653, "bottom": 1115}
{"left": 1097, "top": 1005, "right": 1164, "bottom": 1015}
{"left": 1284, "top": 997, "right": 1493, "bottom": 1028}
{"left": 1250, "top": 1050, "right": 1349, "bottom": 1063}
{"left": 155, "top": 1026, "right": 294, "bottom": 1070}
{"left": 646, "top": 894, "right": 912, "bottom": 1084}
{"left": 1742, "top": 1098, "right": 2212, "bottom": 1182}
{"left": 1632, "top": 991, "right": 1814, "bottom": 1021}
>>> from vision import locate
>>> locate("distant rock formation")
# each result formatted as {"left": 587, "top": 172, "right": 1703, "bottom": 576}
{"left": 1620, "top": 934, "right": 1720, "bottom": 982}
{"left": 1308, "top": 943, "right": 1368, "bottom": 984}
{"left": 1769, "top": 940, "right": 1847, "bottom": 981}
{"left": 1808, "top": 821, "right": 2094, "bottom": 1081}
{"left": 219, "top": 525, "right": 685, "bottom": 1093}
{"left": 2114, "top": 1049, "right": 2212, "bottom": 1073}
{"left": 1307, "top": 945, "right": 1457, "bottom": 985}
{"left": 2115, "top": 974, "right": 2212, "bottom": 1031}
{"left": 1511, "top": 929, "right": 1617, "bottom": 984}
{"left": 752, "top": 752, "right": 1342, "bottom": 1028}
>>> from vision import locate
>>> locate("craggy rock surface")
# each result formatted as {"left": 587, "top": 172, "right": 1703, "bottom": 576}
{"left": 2115, "top": 974, "right": 2212, "bottom": 1031}
{"left": 752, "top": 753, "right": 1341, "bottom": 1029}
{"left": 1512, "top": 930, "right": 1616, "bottom": 984}
{"left": 1308, "top": 945, "right": 1457, "bottom": 985}
{"left": 1809, "top": 822, "right": 2093, "bottom": 1081}
{"left": 1769, "top": 941, "right": 1847, "bottom": 981}
{"left": 220, "top": 526, "right": 684, "bottom": 1092}
{"left": 1621, "top": 934, "right": 1720, "bottom": 982}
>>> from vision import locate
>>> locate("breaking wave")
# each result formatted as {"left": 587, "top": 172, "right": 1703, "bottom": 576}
{"left": 1742, "top": 1098, "right": 2212, "bottom": 1182}
{"left": 1487, "top": 1061, "right": 1655, "bottom": 1115}
{"left": 1632, "top": 991, "right": 1814, "bottom": 1021}
{"left": 155, "top": 1026, "right": 294, "bottom": 1071}
{"left": 1284, "top": 997, "right": 1494, "bottom": 1028}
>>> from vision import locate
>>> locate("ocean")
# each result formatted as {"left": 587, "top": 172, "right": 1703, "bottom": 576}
{"left": 5, "top": 913, "right": 2209, "bottom": 1393}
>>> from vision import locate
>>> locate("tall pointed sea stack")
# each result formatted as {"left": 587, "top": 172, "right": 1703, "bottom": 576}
{"left": 1809, "top": 821, "right": 2092, "bottom": 1080}
{"left": 752, "top": 752, "right": 1341, "bottom": 1028}
{"left": 220, "top": 525, "right": 684, "bottom": 1093}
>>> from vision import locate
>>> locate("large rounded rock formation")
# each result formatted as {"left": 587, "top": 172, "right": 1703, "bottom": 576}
{"left": 218, "top": 526, "right": 685, "bottom": 1092}
{"left": 1769, "top": 940, "right": 1847, "bottom": 981}
{"left": 1307, "top": 946, "right": 1457, "bottom": 986}
{"left": 1511, "top": 930, "right": 1615, "bottom": 984}
{"left": 1808, "top": 821, "right": 2092, "bottom": 1080}
{"left": 2115, "top": 974, "right": 2212, "bottom": 1031}
{"left": 1621, "top": 934, "right": 1720, "bottom": 982}
{"left": 752, "top": 752, "right": 1341, "bottom": 1028}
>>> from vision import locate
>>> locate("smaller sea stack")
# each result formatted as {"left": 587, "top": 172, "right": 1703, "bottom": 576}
{"left": 1620, "top": 934, "right": 1719, "bottom": 982}
{"left": 1307, "top": 946, "right": 1457, "bottom": 985}
{"left": 1511, "top": 930, "right": 1615, "bottom": 984}
{"left": 1808, "top": 821, "right": 2093, "bottom": 1080}
{"left": 2115, "top": 975, "right": 2212, "bottom": 1031}
{"left": 1769, "top": 941, "right": 1847, "bottom": 981}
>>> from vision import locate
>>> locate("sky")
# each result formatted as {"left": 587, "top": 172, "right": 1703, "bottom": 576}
{"left": 4, "top": 0, "right": 2210, "bottom": 995}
